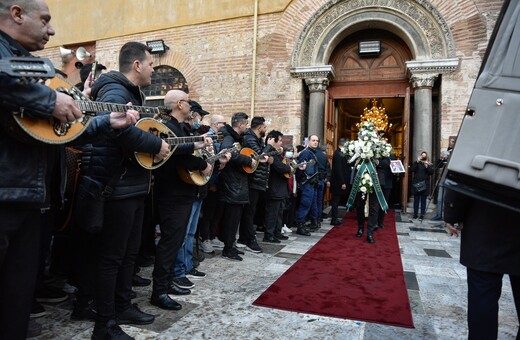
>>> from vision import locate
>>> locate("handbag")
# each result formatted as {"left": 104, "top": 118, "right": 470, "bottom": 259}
{"left": 413, "top": 180, "right": 427, "bottom": 193}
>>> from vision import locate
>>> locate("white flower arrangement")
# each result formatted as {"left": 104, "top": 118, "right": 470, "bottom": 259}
{"left": 341, "top": 122, "right": 393, "bottom": 198}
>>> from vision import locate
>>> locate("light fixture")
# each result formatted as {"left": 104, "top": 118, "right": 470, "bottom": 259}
{"left": 358, "top": 40, "right": 381, "bottom": 56}
{"left": 357, "top": 99, "right": 392, "bottom": 133}
{"left": 146, "top": 40, "right": 170, "bottom": 55}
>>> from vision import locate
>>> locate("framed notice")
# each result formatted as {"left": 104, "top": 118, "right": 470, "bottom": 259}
{"left": 390, "top": 160, "right": 405, "bottom": 173}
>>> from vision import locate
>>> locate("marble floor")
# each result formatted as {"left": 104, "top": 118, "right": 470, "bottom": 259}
{"left": 33, "top": 210, "right": 519, "bottom": 339}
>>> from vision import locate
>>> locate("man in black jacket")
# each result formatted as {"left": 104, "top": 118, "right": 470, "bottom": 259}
{"left": 329, "top": 138, "right": 351, "bottom": 225}
{"left": 218, "top": 112, "right": 257, "bottom": 261}
{"left": 263, "top": 130, "right": 292, "bottom": 242}
{"left": 0, "top": 2, "right": 140, "bottom": 339}
{"left": 86, "top": 42, "right": 169, "bottom": 339}
{"left": 238, "top": 116, "right": 269, "bottom": 253}
{"left": 444, "top": 190, "right": 520, "bottom": 339}
{"left": 151, "top": 90, "right": 212, "bottom": 310}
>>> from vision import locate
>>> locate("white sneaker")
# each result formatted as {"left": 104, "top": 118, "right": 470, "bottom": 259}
{"left": 210, "top": 238, "right": 224, "bottom": 248}
{"left": 200, "top": 240, "right": 215, "bottom": 254}
{"left": 282, "top": 225, "right": 293, "bottom": 234}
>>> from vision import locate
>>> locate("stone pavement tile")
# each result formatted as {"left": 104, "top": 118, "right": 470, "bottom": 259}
{"left": 363, "top": 314, "right": 435, "bottom": 340}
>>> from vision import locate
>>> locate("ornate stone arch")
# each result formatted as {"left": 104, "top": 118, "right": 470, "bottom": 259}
{"left": 291, "top": 0, "right": 457, "bottom": 68}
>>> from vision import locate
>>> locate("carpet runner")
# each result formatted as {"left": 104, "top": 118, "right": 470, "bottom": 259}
{"left": 253, "top": 210, "right": 414, "bottom": 328}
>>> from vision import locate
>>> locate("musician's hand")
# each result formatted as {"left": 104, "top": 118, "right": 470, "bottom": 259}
{"left": 267, "top": 156, "right": 274, "bottom": 165}
{"left": 341, "top": 184, "right": 346, "bottom": 190}
{"left": 156, "top": 141, "right": 170, "bottom": 159}
{"left": 53, "top": 92, "right": 83, "bottom": 123}
{"left": 446, "top": 222, "right": 463, "bottom": 237}
{"left": 109, "top": 109, "right": 139, "bottom": 129}
{"left": 219, "top": 152, "right": 231, "bottom": 165}
{"left": 259, "top": 155, "right": 269, "bottom": 163}
{"left": 194, "top": 137, "right": 213, "bottom": 150}
{"left": 251, "top": 158, "right": 258, "bottom": 169}
{"left": 201, "top": 163, "right": 213, "bottom": 177}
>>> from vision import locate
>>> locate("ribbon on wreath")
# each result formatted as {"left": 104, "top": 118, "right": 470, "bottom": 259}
{"left": 346, "top": 159, "right": 389, "bottom": 212}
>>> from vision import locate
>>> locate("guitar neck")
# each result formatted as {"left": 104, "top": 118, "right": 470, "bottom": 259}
{"left": 76, "top": 101, "right": 164, "bottom": 116}
{"left": 165, "top": 134, "right": 219, "bottom": 146}
{"left": 206, "top": 146, "right": 237, "bottom": 163}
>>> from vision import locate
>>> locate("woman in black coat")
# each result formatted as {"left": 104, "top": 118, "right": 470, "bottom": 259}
{"left": 410, "top": 151, "right": 434, "bottom": 220}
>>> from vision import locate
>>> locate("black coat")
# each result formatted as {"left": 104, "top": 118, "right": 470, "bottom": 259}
{"left": 410, "top": 161, "right": 434, "bottom": 195}
{"left": 330, "top": 148, "right": 351, "bottom": 195}
{"left": 265, "top": 145, "right": 292, "bottom": 200}
{"left": 241, "top": 129, "right": 269, "bottom": 191}
{"left": 444, "top": 189, "right": 520, "bottom": 275}
{"left": 217, "top": 124, "right": 253, "bottom": 204}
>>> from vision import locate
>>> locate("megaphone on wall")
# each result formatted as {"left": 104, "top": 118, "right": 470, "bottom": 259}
{"left": 59, "top": 47, "right": 75, "bottom": 57}
{"left": 76, "top": 47, "right": 92, "bottom": 61}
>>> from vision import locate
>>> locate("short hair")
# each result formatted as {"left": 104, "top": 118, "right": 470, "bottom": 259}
{"left": 119, "top": 42, "right": 151, "bottom": 74}
{"left": 266, "top": 130, "right": 283, "bottom": 143}
{"left": 0, "top": 0, "right": 37, "bottom": 16}
{"left": 231, "top": 112, "right": 248, "bottom": 127}
{"left": 250, "top": 116, "right": 265, "bottom": 129}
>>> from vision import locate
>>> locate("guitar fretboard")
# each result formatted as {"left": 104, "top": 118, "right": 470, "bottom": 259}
{"left": 165, "top": 134, "right": 220, "bottom": 147}
{"left": 76, "top": 101, "right": 167, "bottom": 115}
{"left": 206, "top": 146, "right": 238, "bottom": 163}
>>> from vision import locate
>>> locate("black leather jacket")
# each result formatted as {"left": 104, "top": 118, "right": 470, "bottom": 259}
{"left": 265, "top": 145, "right": 292, "bottom": 199}
{"left": 241, "top": 129, "right": 269, "bottom": 191}
{"left": 80, "top": 71, "right": 162, "bottom": 200}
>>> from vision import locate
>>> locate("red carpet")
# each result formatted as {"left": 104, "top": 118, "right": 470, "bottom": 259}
{"left": 253, "top": 210, "right": 414, "bottom": 328}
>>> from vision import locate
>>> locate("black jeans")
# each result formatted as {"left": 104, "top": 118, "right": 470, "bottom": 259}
{"left": 0, "top": 206, "right": 41, "bottom": 340}
{"left": 199, "top": 189, "right": 224, "bottom": 241}
{"left": 467, "top": 267, "right": 520, "bottom": 340}
{"left": 152, "top": 198, "right": 192, "bottom": 295}
{"left": 355, "top": 192, "right": 379, "bottom": 234}
{"left": 239, "top": 188, "right": 262, "bottom": 242}
{"left": 95, "top": 197, "right": 144, "bottom": 322}
{"left": 264, "top": 199, "right": 284, "bottom": 238}
{"left": 221, "top": 203, "right": 245, "bottom": 250}
{"left": 71, "top": 227, "right": 99, "bottom": 306}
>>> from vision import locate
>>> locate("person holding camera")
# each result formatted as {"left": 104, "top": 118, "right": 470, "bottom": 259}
{"left": 410, "top": 151, "right": 434, "bottom": 221}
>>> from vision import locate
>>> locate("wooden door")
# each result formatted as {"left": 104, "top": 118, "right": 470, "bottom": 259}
{"left": 323, "top": 91, "right": 335, "bottom": 203}
{"left": 401, "top": 87, "right": 411, "bottom": 213}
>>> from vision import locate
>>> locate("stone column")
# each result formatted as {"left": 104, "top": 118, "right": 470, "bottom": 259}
{"left": 305, "top": 77, "right": 329, "bottom": 142}
{"left": 410, "top": 73, "right": 438, "bottom": 160}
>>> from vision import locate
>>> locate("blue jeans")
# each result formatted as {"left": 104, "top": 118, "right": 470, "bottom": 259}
{"left": 296, "top": 183, "right": 318, "bottom": 223}
{"left": 413, "top": 193, "right": 428, "bottom": 218}
{"left": 173, "top": 199, "right": 202, "bottom": 278}
{"left": 316, "top": 180, "right": 325, "bottom": 217}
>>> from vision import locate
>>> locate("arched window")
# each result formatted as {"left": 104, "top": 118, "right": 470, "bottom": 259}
{"left": 143, "top": 65, "right": 188, "bottom": 106}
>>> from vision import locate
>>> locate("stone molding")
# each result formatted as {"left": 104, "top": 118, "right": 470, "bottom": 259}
{"left": 305, "top": 78, "right": 330, "bottom": 92}
{"left": 407, "top": 58, "right": 459, "bottom": 87}
{"left": 291, "top": 65, "right": 335, "bottom": 92}
{"left": 292, "top": 0, "right": 456, "bottom": 67}
{"left": 410, "top": 73, "right": 438, "bottom": 88}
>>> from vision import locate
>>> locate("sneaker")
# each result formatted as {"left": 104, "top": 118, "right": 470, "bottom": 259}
{"left": 419, "top": 215, "right": 424, "bottom": 222}
{"left": 200, "top": 240, "right": 215, "bottom": 254}
{"left": 222, "top": 248, "right": 243, "bottom": 261}
{"left": 234, "top": 247, "right": 245, "bottom": 255}
{"left": 172, "top": 277, "right": 195, "bottom": 289}
{"left": 92, "top": 320, "right": 134, "bottom": 340}
{"left": 187, "top": 268, "right": 206, "bottom": 279}
{"left": 282, "top": 225, "right": 293, "bottom": 234}
{"left": 30, "top": 301, "right": 47, "bottom": 318}
{"left": 26, "top": 319, "right": 42, "bottom": 338}
{"left": 71, "top": 300, "right": 97, "bottom": 321}
{"left": 275, "top": 234, "right": 289, "bottom": 241}
{"left": 116, "top": 303, "right": 154, "bottom": 325}
{"left": 35, "top": 285, "right": 68, "bottom": 303}
{"left": 235, "top": 240, "right": 247, "bottom": 248}
{"left": 210, "top": 238, "right": 224, "bottom": 248}
{"left": 430, "top": 216, "right": 442, "bottom": 222}
{"left": 245, "top": 239, "right": 262, "bottom": 253}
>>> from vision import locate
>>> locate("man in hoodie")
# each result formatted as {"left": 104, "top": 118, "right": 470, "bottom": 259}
{"left": 85, "top": 41, "right": 169, "bottom": 339}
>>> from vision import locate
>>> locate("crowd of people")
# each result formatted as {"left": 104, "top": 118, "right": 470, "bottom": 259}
{"left": 1, "top": 1, "right": 518, "bottom": 340}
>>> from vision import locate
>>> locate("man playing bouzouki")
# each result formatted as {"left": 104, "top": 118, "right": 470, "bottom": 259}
{"left": 0, "top": 1, "right": 141, "bottom": 338}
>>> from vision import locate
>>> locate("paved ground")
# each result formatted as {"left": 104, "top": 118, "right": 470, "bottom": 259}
{"left": 33, "top": 209, "right": 519, "bottom": 339}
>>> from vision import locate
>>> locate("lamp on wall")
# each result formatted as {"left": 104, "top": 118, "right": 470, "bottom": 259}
{"left": 358, "top": 40, "right": 381, "bottom": 56}
{"left": 146, "top": 40, "right": 169, "bottom": 55}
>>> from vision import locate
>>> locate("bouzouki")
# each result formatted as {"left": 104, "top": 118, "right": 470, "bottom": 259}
{"left": 283, "top": 159, "right": 316, "bottom": 178}
{"left": 134, "top": 118, "right": 223, "bottom": 170}
{"left": 240, "top": 147, "right": 283, "bottom": 174}
{"left": 178, "top": 143, "right": 242, "bottom": 186}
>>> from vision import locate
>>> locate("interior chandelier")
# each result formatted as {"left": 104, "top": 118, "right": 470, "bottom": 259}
{"left": 357, "top": 98, "right": 392, "bottom": 133}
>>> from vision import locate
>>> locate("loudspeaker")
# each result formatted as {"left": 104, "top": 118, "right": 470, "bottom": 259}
{"left": 59, "top": 47, "right": 75, "bottom": 57}
{"left": 76, "top": 47, "right": 92, "bottom": 61}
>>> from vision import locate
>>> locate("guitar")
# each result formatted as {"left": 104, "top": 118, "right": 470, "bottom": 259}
{"left": 134, "top": 117, "right": 223, "bottom": 170}
{"left": 178, "top": 143, "right": 242, "bottom": 186}
{"left": 0, "top": 57, "right": 55, "bottom": 79}
{"left": 240, "top": 147, "right": 283, "bottom": 174}
{"left": 11, "top": 75, "right": 172, "bottom": 144}
{"left": 283, "top": 159, "right": 316, "bottom": 178}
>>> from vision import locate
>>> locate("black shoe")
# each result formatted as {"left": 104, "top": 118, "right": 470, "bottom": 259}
{"left": 367, "top": 234, "right": 375, "bottom": 244}
{"left": 296, "top": 227, "right": 311, "bottom": 236}
{"left": 35, "top": 285, "right": 68, "bottom": 304}
{"left": 377, "top": 223, "right": 385, "bottom": 229}
{"left": 26, "top": 319, "right": 42, "bottom": 338}
{"left": 129, "top": 290, "right": 137, "bottom": 299}
{"left": 116, "top": 303, "right": 154, "bottom": 325}
{"left": 330, "top": 219, "right": 342, "bottom": 225}
{"left": 171, "top": 277, "right": 195, "bottom": 289}
{"left": 30, "top": 301, "right": 47, "bottom": 318}
{"left": 186, "top": 268, "right": 206, "bottom": 280}
{"left": 356, "top": 228, "right": 364, "bottom": 238}
{"left": 222, "top": 248, "right": 243, "bottom": 261}
{"left": 132, "top": 274, "right": 151, "bottom": 287}
{"left": 245, "top": 239, "right": 262, "bottom": 253}
{"left": 233, "top": 247, "right": 245, "bottom": 255}
{"left": 71, "top": 300, "right": 97, "bottom": 321}
{"left": 168, "top": 283, "right": 191, "bottom": 295}
{"left": 150, "top": 294, "right": 182, "bottom": 310}
{"left": 274, "top": 234, "right": 289, "bottom": 241}
{"left": 263, "top": 235, "right": 281, "bottom": 243}
{"left": 92, "top": 320, "right": 134, "bottom": 340}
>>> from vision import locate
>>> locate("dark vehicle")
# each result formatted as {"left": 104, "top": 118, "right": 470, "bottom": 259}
{"left": 445, "top": 0, "right": 520, "bottom": 212}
